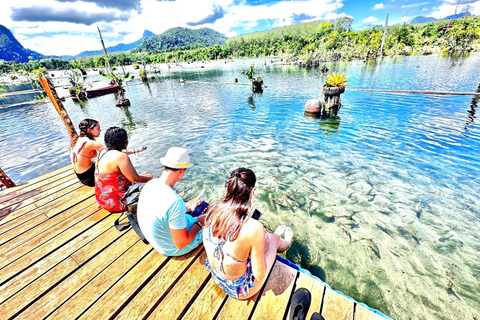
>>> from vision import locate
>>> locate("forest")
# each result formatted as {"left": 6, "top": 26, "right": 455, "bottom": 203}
{"left": 1, "top": 16, "right": 479, "bottom": 79}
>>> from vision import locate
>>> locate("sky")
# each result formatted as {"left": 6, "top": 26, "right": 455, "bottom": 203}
{"left": 1, "top": 0, "right": 479, "bottom": 56}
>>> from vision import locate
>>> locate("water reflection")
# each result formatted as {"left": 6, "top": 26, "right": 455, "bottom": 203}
{"left": 465, "top": 83, "right": 480, "bottom": 130}
{"left": 118, "top": 106, "right": 147, "bottom": 131}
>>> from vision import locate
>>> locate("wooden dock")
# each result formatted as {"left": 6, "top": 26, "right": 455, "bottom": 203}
{"left": 0, "top": 166, "right": 391, "bottom": 320}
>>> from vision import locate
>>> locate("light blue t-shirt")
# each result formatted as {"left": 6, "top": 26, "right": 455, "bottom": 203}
{"left": 137, "top": 180, "right": 189, "bottom": 256}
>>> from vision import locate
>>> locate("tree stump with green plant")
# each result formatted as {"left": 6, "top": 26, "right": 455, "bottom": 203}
{"left": 322, "top": 72, "right": 349, "bottom": 117}
{"left": 245, "top": 63, "right": 264, "bottom": 93}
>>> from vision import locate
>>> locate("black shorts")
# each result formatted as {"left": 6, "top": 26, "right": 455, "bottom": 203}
{"left": 75, "top": 163, "right": 95, "bottom": 187}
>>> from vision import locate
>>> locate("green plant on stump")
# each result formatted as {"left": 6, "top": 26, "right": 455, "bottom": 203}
{"left": 322, "top": 72, "right": 349, "bottom": 118}
{"left": 325, "top": 72, "right": 349, "bottom": 87}
{"left": 245, "top": 63, "right": 264, "bottom": 93}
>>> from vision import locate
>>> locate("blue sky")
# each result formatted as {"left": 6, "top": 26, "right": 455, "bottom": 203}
{"left": 1, "top": 0, "right": 479, "bottom": 56}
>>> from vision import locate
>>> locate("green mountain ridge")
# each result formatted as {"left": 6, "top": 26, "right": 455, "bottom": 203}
{"left": 0, "top": 25, "right": 43, "bottom": 62}
{"left": 133, "top": 27, "right": 227, "bottom": 53}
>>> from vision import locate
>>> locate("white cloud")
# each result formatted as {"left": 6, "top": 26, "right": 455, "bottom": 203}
{"left": 325, "top": 12, "right": 353, "bottom": 21}
{"left": 400, "top": 2, "right": 429, "bottom": 9}
{"left": 363, "top": 16, "right": 378, "bottom": 23}
{"left": 373, "top": 3, "right": 385, "bottom": 10}
{"left": 400, "top": 16, "right": 410, "bottom": 22}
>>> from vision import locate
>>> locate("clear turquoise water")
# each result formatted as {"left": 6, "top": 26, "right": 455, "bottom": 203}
{"left": 1, "top": 55, "right": 479, "bottom": 319}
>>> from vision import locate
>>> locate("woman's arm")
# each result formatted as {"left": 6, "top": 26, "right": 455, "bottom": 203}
{"left": 122, "top": 145, "right": 147, "bottom": 156}
{"left": 248, "top": 221, "right": 269, "bottom": 282}
{"left": 117, "top": 153, "right": 153, "bottom": 183}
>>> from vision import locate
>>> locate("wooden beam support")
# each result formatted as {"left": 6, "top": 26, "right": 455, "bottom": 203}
{"left": 39, "top": 77, "right": 78, "bottom": 143}
{"left": 0, "top": 167, "right": 16, "bottom": 188}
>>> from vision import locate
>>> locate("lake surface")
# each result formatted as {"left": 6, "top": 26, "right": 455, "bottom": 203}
{"left": 1, "top": 55, "right": 480, "bottom": 320}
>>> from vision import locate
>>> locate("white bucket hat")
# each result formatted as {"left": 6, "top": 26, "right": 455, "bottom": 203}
{"left": 160, "top": 147, "right": 192, "bottom": 169}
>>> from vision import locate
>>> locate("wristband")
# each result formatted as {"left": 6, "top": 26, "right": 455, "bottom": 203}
{"left": 194, "top": 221, "right": 203, "bottom": 229}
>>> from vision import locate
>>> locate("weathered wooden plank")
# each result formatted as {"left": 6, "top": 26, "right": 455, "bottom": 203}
{"left": 0, "top": 175, "right": 79, "bottom": 221}
{"left": 0, "top": 181, "right": 83, "bottom": 235}
{"left": 355, "top": 303, "right": 387, "bottom": 320}
{"left": 0, "top": 169, "right": 74, "bottom": 209}
{"left": 181, "top": 278, "right": 227, "bottom": 320}
{"left": 287, "top": 272, "right": 326, "bottom": 320}
{"left": 321, "top": 287, "right": 354, "bottom": 320}
{"left": 0, "top": 183, "right": 93, "bottom": 226}
{"left": 0, "top": 212, "right": 119, "bottom": 304}
{"left": 215, "top": 294, "right": 260, "bottom": 320}
{"left": 114, "top": 246, "right": 204, "bottom": 320}
{"left": 0, "top": 195, "right": 96, "bottom": 250}
{"left": 78, "top": 250, "right": 169, "bottom": 320}
{"left": 14, "top": 230, "right": 141, "bottom": 320}
{"left": 0, "top": 165, "right": 71, "bottom": 200}
{"left": 251, "top": 260, "right": 298, "bottom": 320}
{"left": 146, "top": 256, "right": 211, "bottom": 320}
{"left": 0, "top": 196, "right": 98, "bottom": 259}
{"left": 45, "top": 241, "right": 153, "bottom": 319}
{"left": 0, "top": 201, "right": 105, "bottom": 283}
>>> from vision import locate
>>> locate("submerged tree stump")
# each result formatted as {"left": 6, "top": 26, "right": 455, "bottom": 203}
{"left": 322, "top": 86, "right": 345, "bottom": 117}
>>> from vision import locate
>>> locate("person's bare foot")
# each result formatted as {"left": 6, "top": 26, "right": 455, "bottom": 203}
{"left": 274, "top": 225, "right": 287, "bottom": 236}
{"left": 284, "top": 226, "right": 294, "bottom": 245}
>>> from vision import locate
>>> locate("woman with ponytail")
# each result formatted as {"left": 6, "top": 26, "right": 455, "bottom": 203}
{"left": 203, "top": 168, "right": 293, "bottom": 300}
{"left": 70, "top": 119, "right": 104, "bottom": 187}
{"left": 70, "top": 119, "right": 148, "bottom": 187}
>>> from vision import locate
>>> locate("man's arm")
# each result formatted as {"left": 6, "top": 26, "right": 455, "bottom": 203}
{"left": 170, "top": 222, "right": 202, "bottom": 249}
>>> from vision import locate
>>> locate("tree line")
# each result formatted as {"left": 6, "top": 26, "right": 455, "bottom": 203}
{"left": 1, "top": 16, "right": 479, "bottom": 79}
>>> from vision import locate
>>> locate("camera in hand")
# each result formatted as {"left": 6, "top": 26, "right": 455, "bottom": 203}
{"left": 252, "top": 209, "right": 261, "bottom": 220}
{"left": 191, "top": 201, "right": 209, "bottom": 217}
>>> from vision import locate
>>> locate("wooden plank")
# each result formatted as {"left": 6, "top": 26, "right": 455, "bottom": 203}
{"left": 14, "top": 230, "right": 141, "bottom": 320}
{"left": 0, "top": 180, "right": 83, "bottom": 234}
{"left": 146, "top": 255, "right": 211, "bottom": 320}
{"left": 215, "top": 294, "right": 260, "bottom": 320}
{"left": 287, "top": 272, "right": 326, "bottom": 320}
{"left": 0, "top": 201, "right": 105, "bottom": 284}
{"left": 45, "top": 240, "right": 153, "bottom": 319}
{"left": 78, "top": 250, "right": 169, "bottom": 320}
{"left": 0, "top": 212, "right": 120, "bottom": 304}
{"left": 114, "top": 246, "right": 204, "bottom": 320}
{"left": 0, "top": 169, "right": 74, "bottom": 209}
{"left": 0, "top": 196, "right": 97, "bottom": 260}
{"left": 0, "top": 183, "right": 93, "bottom": 226}
{"left": 181, "top": 278, "right": 227, "bottom": 320}
{"left": 0, "top": 165, "right": 71, "bottom": 200}
{"left": 0, "top": 195, "right": 96, "bottom": 250}
{"left": 355, "top": 303, "right": 387, "bottom": 320}
{"left": 0, "top": 174, "right": 79, "bottom": 220}
{"left": 321, "top": 288, "right": 354, "bottom": 320}
{"left": 251, "top": 260, "right": 298, "bottom": 320}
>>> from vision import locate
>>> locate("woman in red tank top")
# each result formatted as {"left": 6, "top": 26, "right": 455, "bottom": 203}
{"left": 95, "top": 127, "right": 153, "bottom": 212}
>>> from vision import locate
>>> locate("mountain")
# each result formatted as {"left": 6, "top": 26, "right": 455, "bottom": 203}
{"left": 75, "top": 30, "right": 156, "bottom": 58}
{"left": 410, "top": 16, "right": 437, "bottom": 24}
{"left": 133, "top": 27, "right": 227, "bottom": 53}
{"left": 0, "top": 25, "right": 44, "bottom": 62}
{"left": 410, "top": 11, "right": 473, "bottom": 24}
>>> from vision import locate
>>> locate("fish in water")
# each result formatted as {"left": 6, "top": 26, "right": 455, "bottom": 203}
{"left": 359, "top": 238, "right": 380, "bottom": 254}
{"left": 437, "top": 226, "right": 453, "bottom": 236}
{"left": 348, "top": 191, "right": 355, "bottom": 199}
{"left": 366, "top": 177, "right": 374, "bottom": 189}
{"left": 340, "top": 223, "right": 352, "bottom": 242}
{"left": 415, "top": 200, "right": 422, "bottom": 218}
{"left": 406, "top": 223, "right": 419, "bottom": 242}
{"left": 386, "top": 245, "right": 400, "bottom": 257}
{"left": 438, "top": 234, "right": 454, "bottom": 242}
{"left": 365, "top": 187, "right": 374, "bottom": 195}
{"left": 335, "top": 211, "right": 359, "bottom": 221}
{"left": 375, "top": 218, "right": 394, "bottom": 234}
{"left": 345, "top": 179, "right": 358, "bottom": 189}
{"left": 344, "top": 171, "right": 356, "bottom": 177}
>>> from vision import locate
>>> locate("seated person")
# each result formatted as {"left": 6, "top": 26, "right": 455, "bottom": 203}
{"left": 71, "top": 119, "right": 147, "bottom": 187}
{"left": 203, "top": 168, "right": 293, "bottom": 300}
{"left": 137, "top": 147, "right": 205, "bottom": 256}
{"left": 95, "top": 127, "right": 153, "bottom": 212}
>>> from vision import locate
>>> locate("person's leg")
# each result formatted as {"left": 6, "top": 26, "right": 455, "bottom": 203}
{"left": 240, "top": 231, "right": 291, "bottom": 300}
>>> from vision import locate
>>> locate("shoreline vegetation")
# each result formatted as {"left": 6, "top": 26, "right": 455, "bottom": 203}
{"left": 1, "top": 16, "right": 480, "bottom": 85}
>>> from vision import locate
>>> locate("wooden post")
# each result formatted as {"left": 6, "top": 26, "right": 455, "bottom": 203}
{"left": 380, "top": 14, "right": 388, "bottom": 57}
{"left": 0, "top": 167, "right": 16, "bottom": 188}
{"left": 39, "top": 77, "right": 78, "bottom": 143}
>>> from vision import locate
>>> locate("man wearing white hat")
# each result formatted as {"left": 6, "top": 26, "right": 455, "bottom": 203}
{"left": 137, "top": 147, "right": 205, "bottom": 256}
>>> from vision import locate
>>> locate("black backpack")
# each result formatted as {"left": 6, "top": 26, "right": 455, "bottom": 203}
{"left": 115, "top": 182, "right": 149, "bottom": 244}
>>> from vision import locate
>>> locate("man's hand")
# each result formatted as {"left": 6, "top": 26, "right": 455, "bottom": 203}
{"left": 196, "top": 214, "right": 206, "bottom": 226}
{"left": 186, "top": 197, "right": 202, "bottom": 212}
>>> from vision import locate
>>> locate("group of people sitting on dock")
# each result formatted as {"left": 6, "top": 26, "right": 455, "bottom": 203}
{"left": 70, "top": 118, "right": 293, "bottom": 300}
